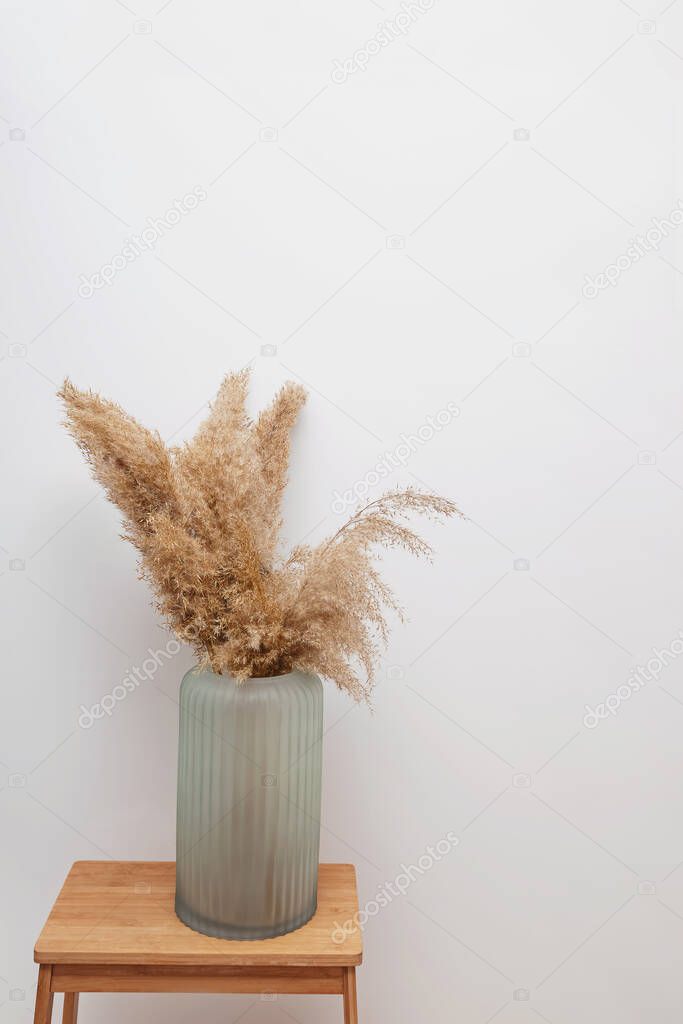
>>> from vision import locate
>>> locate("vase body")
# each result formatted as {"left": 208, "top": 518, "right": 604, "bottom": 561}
{"left": 175, "top": 667, "right": 323, "bottom": 939}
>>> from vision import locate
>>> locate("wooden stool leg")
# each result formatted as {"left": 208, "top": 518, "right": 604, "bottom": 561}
{"left": 33, "top": 965, "right": 54, "bottom": 1024}
{"left": 62, "top": 993, "right": 79, "bottom": 1024}
{"left": 342, "top": 966, "right": 358, "bottom": 1024}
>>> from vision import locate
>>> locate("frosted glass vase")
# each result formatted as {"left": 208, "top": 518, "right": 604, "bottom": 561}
{"left": 175, "top": 667, "right": 323, "bottom": 939}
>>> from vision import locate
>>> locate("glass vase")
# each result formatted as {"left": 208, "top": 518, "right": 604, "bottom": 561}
{"left": 175, "top": 667, "right": 323, "bottom": 939}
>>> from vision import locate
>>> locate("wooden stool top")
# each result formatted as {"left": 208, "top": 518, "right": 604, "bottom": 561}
{"left": 35, "top": 862, "right": 362, "bottom": 968}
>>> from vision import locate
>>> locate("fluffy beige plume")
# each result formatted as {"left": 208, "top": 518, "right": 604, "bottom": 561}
{"left": 59, "top": 371, "right": 460, "bottom": 700}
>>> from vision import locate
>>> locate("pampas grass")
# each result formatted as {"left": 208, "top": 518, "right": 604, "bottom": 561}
{"left": 59, "top": 371, "right": 460, "bottom": 701}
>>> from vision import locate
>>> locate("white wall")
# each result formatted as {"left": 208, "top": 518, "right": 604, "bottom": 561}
{"left": 2, "top": 1, "right": 683, "bottom": 1021}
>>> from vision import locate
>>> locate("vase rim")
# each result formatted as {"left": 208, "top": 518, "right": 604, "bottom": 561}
{"left": 186, "top": 666, "right": 316, "bottom": 685}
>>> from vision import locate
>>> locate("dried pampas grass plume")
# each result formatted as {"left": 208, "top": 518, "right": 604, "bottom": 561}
{"left": 59, "top": 371, "right": 460, "bottom": 701}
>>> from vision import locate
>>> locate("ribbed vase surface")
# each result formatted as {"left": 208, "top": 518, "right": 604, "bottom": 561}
{"left": 175, "top": 667, "right": 323, "bottom": 939}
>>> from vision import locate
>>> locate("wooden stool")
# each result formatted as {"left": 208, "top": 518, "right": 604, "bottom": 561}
{"left": 34, "top": 861, "right": 361, "bottom": 1023}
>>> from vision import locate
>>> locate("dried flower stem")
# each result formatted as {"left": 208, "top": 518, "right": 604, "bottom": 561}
{"left": 59, "top": 371, "right": 460, "bottom": 700}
